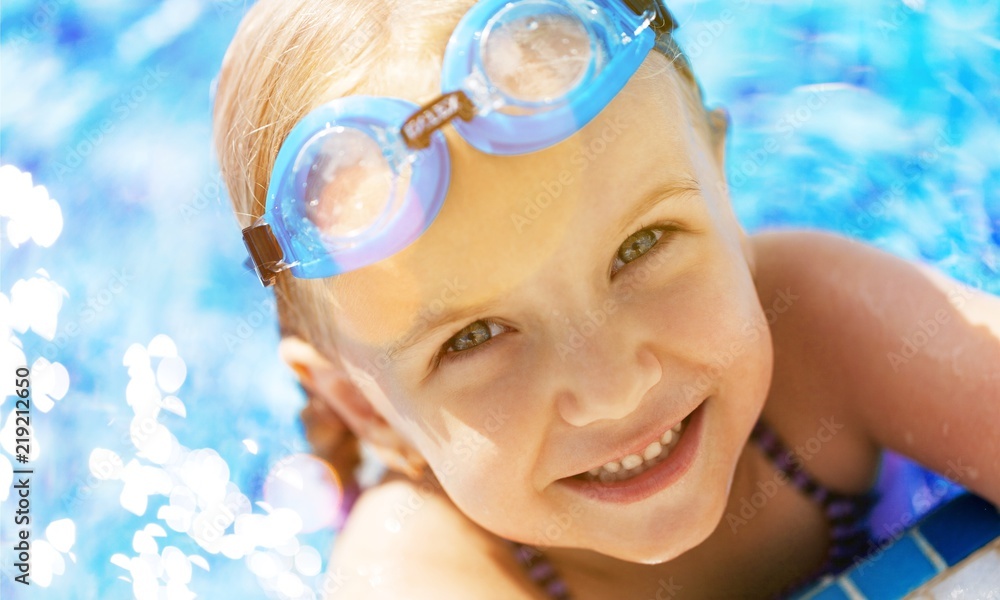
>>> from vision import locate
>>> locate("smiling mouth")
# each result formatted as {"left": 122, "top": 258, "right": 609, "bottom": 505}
{"left": 567, "top": 413, "right": 692, "bottom": 484}
{"left": 556, "top": 400, "right": 707, "bottom": 504}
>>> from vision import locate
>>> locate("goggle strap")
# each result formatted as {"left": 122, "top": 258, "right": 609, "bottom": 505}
{"left": 624, "top": 0, "right": 694, "bottom": 86}
{"left": 401, "top": 90, "right": 477, "bottom": 150}
{"left": 623, "top": 0, "right": 677, "bottom": 35}
{"left": 242, "top": 219, "right": 291, "bottom": 287}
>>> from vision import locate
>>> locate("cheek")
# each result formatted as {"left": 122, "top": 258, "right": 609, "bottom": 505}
{"left": 633, "top": 230, "right": 772, "bottom": 397}
{"left": 422, "top": 409, "right": 553, "bottom": 539}
{"left": 356, "top": 370, "right": 546, "bottom": 536}
{"left": 679, "top": 247, "right": 773, "bottom": 448}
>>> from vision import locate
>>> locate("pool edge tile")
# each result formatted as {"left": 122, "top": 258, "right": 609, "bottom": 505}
{"left": 916, "top": 493, "right": 1000, "bottom": 566}
{"left": 849, "top": 533, "right": 938, "bottom": 600}
{"left": 902, "top": 537, "right": 1000, "bottom": 599}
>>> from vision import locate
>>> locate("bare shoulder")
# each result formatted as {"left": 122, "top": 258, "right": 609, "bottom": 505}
{"left": 749, "top": 229, "right": 1000, "bottom": 504}
{"left": 747, "top": 229, "right": 884, "bottom": 494}
{"left": 322, "top": 472, "right": 548, "bottom": 600}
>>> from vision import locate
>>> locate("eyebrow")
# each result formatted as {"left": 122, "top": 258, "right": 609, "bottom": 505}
{"left": 615, "top": 178, "right": 700, "bottom": 238}
{"left": 384, "top": 178, "right": 701, "bottom": 361}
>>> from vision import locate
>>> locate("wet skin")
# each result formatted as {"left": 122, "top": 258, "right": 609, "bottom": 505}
{"left": 316, "top": 52, "right": 1000, "bottom": 599}
{"left": 324, "top": 51, "right": 774, "bottom": 569}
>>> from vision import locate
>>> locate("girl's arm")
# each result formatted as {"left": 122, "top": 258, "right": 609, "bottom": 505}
{"left": 778, "top": 230, "right": 1000, "bottom": 506}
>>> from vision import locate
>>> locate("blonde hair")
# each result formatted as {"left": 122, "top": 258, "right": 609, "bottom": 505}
{"left": 212, "top": 0, "right": 705, "bottom": 481}
{"left": 213, "top": 0, "right": 708, "bottom": 486}
{"left": 213, "top": 0, "right": 474, "bottom": 359}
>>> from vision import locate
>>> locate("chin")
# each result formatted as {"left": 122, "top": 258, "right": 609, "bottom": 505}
{"left": 637, "top": 426, "right": 750, "bottom": 563}
{"left": 588, "top": 462, "right": 732, "bottom": 565}
{"left": 641, "top": 490, "right": 728, "bottom": 563}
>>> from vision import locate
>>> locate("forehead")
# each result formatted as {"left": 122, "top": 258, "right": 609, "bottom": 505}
{"left": 327, "top": 55, "right": 697, "bottom": 347}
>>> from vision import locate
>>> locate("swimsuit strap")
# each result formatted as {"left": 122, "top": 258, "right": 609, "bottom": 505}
{"left": 507, "top": 540, "right": 573, "bottom": 600}
{"left": 507, "top": 419, "right": 879, "bottom": 600}
{"left": 750, "top": 419, "right": 879, "bottom": 581}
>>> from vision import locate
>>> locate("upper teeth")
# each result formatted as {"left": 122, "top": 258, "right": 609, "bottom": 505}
{"left": 585, "top": 421, "right": 684, "bottom": 482}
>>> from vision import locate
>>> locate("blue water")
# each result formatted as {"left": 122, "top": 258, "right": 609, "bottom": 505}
{"left": 1, "top": 1, "right": 997, "bottom": 598}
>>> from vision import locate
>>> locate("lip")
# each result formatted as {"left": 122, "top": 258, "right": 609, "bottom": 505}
{"left": 555, "top": 399, "right": 707, "bottom": 504}
{"left": 565, "top": 398, "right": 705, "bottom": 479}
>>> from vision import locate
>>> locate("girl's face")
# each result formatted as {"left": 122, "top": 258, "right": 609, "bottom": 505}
{"left": 327, "top": 54, "right": 773, "bottom": 563}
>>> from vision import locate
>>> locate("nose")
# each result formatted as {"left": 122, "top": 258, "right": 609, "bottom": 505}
{"left": 551, "top": 320, "right": 663, "bottom": 428}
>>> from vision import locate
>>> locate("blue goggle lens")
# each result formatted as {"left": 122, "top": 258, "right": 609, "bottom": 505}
{"left": 480, "top": 1, "right": 596, "bottom": 108}
{"left": 294, "top": 125, "right": 409, "bottom": 245}
{"left": 243, "top": 1, "right": 678, "bottom": 286}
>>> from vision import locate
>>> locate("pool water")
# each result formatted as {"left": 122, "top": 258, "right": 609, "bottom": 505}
{"left": 1, "top": 1, "right": 997, "bottom": 599}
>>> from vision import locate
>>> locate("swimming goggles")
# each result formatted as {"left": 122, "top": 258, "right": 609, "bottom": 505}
{"left": 242, "top": 0, "right": 681, "bottom": 287}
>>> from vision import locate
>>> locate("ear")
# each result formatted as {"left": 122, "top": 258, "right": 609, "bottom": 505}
{"left": 707, "top": 106, "right": 730, "bottom": 169}
{"left": 278, "top": 335, "right": 428, "bottom": 479}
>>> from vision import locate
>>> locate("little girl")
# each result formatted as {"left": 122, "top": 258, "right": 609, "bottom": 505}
{"left": 212, "top": 0, "right": 1000, "bottom": 597}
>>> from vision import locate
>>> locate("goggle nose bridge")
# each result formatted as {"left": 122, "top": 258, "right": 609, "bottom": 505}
{"left": 240, "top": 0, "right": 686, "bottom": 287}
{"left": 401, "top": 90, "right": 477, "bottom": 150}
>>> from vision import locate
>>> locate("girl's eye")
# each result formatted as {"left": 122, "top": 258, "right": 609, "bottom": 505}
{"left": 611, "top": 227, "right": 669, "bottom": 275}
{"left": 436, "top": 225, "right": 676, "bottom": 366}
{"left": 440, "top": 319, "right": 507, "bottom": 361}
